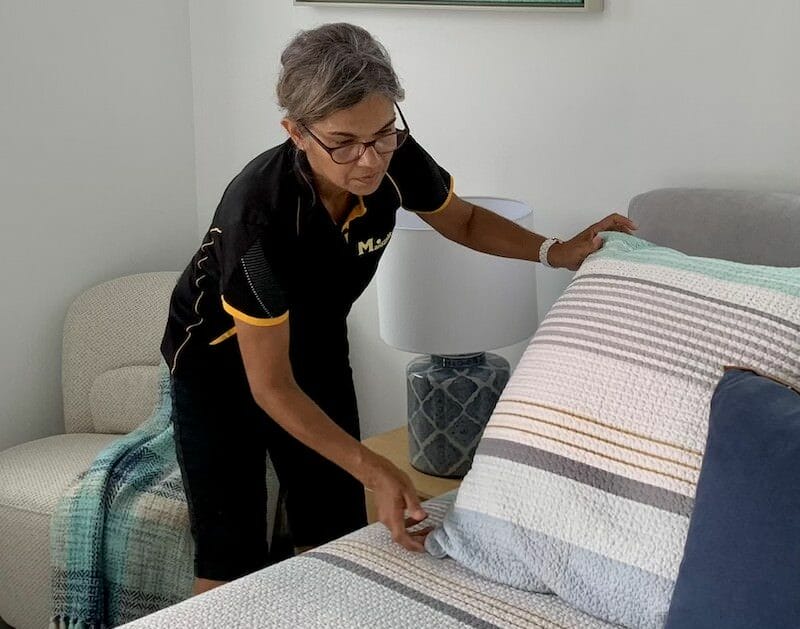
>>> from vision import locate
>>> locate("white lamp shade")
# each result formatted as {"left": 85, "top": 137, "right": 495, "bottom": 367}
{"left": 377, "top": 197, "right": 539, "bottom": 355}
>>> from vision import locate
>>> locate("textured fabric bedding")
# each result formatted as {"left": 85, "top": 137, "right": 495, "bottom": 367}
{"left": 426, "top": 232, "right": 800, "bottom": 628}
{"left": 119, "top": 494, "right": 618, "bottom": 629}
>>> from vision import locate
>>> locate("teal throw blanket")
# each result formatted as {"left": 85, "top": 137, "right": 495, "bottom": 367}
{"left": 49, "top": 364, "right": 193, "bottom": 628}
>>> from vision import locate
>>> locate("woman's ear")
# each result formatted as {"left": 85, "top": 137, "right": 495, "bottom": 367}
{"left": 281, "top": 118, "right": 306, "bottom": 152}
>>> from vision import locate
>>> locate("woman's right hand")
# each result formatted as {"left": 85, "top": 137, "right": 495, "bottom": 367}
{"left": 363, "top": 452, "right": 431, "bottom": 552}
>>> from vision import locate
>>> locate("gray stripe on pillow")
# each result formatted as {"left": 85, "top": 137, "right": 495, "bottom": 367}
{"left": 307, "top": 552, "right": 502, "bottom": 629}
{"left": 562, "top": 286, "right": 800, "bottom": 364}
{"left": 530, "top": 335, "right": 719, "bottom": 385}
{"left": 556, "top": 292, "right": 782, "bottom": 353}
{"left": 477, "top": 438, "right": 695, "bottom": 516}
{"left": 537, "top": 323, "right": 726, "bottom": 380}
{"left": 543, "top": 306, "right": 800, "bottom": 374}
{"left": 575, "top": 274, "right": 800, "bottom": 335}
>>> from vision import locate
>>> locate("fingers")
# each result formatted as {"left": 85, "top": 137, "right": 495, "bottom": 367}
{"left": 594, "top": 212, "right": 638, "bottom": 235}
{"left": 405, "top": 510, "right": 432, "bottom": 534}
{"left": 403, "top": 489, "right": 428, "bottom": 523}
{"left": 570, "top": 235, "right": 602, "bottom": 271}
{"left": 566, "top": 213, "right": 635, "bottom": 271}
{"left": 404, "top": 515, "right": 427, "bottom": 527}
{"left": 583, "top": 228, "right": 603, "bottom": 253}
{"left": 560, "top": 231, "right": 601, "bottom": 272}
{"left": 405, "top": 516, "right": 434, "bottom": 545}
{"left": 579, "top": 213, "right": 637, "bottom": 243}
{"left": 390, "top": 522, "right": 426, "bottom": 552}
{"left": 376, "top": 469, "right": 431, "bottom": 553}
{"left": 383, "top": 496, "right": 428, "bottom": 553}
{"left": 399, "top": 490, "right": 429, "bottom": 552}
{"left": 409, "top": 526, "right": 434, "bottom": 545}
{"left": 386, "top": 497, "right": 416, "bottom": 550}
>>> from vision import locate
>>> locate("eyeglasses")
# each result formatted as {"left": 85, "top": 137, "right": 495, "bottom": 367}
{"left": 301, "top": 104, "right": 410, "bottom": 165}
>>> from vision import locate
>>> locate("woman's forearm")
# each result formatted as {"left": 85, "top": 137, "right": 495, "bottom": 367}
{"left": 425, "top": 196, "right": 547, "bottom": 262}
{"left": 457, "top": 203, "right": 546, "bottom": 261}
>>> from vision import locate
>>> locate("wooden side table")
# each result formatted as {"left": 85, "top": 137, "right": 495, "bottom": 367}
{"left": 362, "top": 425, "right": 462, "bottom": 524}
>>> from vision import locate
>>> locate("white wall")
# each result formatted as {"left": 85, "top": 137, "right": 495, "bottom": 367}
{"left": 0, "top": 2, "right": 198, "bottom": 451}
{"left": 189, "top": 0, "right": 800, "bottom": 437}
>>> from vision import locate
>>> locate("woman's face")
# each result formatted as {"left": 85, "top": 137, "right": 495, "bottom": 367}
{"left": 288, "top": 93, "right": 397, "bottom": 197}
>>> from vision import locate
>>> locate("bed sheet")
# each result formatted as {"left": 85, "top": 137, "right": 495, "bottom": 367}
{"left": 120, "top": 494, "right": 617, "bottom": 628}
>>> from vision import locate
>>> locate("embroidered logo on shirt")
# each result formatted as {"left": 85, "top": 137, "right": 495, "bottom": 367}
{"left": 357, "top": 231, "right": 393, "bottom": 256}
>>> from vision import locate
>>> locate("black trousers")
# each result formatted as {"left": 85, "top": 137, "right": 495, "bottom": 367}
{"left": 170, "top": 359, "right": 367, "bottom": 581}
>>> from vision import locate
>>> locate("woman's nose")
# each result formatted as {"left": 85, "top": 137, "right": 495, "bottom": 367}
{"left": 357, "top": 144, "right": 381, "bottom": 167}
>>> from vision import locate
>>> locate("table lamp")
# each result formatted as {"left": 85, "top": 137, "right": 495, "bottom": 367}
{"left": 377, "top": 197, "right": 538, "bottom": 478}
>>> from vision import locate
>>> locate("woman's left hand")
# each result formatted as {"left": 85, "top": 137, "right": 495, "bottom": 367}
{"left": 548, "top": 213, "right": 638, "bottom": 271}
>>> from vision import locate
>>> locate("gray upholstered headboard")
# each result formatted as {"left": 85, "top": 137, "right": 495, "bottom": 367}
{"left": 628, "top": 188, "right": 800, "bottom": 267}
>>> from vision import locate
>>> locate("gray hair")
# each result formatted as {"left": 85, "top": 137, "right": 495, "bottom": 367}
{"left": 277, "top": 23, "right": 404, "bottom": 125}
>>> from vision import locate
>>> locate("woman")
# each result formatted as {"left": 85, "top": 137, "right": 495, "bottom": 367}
{"left": 161, "top": 22, "right": 636, "bottom": 595}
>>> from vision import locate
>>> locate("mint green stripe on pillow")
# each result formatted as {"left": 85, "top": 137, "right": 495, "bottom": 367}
{"left": 596, "top": 233, "right": 800, "bottom": 296}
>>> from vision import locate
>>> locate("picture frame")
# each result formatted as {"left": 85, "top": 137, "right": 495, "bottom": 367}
{"left": 295, "top": 0, "right": 603, "bottom": 11}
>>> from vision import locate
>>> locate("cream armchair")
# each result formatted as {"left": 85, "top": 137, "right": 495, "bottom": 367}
{"left": 0, "top": 272, "right": 180, "bottom": 629}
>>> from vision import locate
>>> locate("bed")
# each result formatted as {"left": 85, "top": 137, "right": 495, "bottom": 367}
{"left": 120, "top": 187, "right": 800, "bottom": 629}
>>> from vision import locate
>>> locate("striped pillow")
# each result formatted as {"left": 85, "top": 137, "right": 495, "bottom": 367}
{"left": 426, "top": 233, "right": 800, "bottom": 629}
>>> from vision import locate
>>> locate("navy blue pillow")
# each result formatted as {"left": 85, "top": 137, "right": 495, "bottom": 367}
{"left": 665, "top": 368, "right": 800, "bottom": 629}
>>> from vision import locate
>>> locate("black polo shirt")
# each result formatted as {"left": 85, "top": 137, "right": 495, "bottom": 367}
{"left": 161, "top": 136, "right": 453, "bottom": 380}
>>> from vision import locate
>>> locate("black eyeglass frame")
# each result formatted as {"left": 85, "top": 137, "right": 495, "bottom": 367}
{"left": 301, "top": 104, "right": 410, "bottom": 165}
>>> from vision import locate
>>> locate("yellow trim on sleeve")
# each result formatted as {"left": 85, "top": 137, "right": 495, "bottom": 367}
{"left": 209, "top": 327, "right": 237, "bottom": 346}
{"left": 221, "top": 296, "right": 289, "bottom": 327}
{"left": 409, "top": 176, "right": 455, "bottom": 215}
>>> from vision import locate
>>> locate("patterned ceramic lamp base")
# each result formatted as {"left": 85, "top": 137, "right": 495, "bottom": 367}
{"left": 407, "top": 352, "right": 510, "bottom": 478}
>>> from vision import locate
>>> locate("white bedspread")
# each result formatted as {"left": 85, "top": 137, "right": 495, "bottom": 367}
{"left": 120, "top": 494, "right": 616, "bottom": 628}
